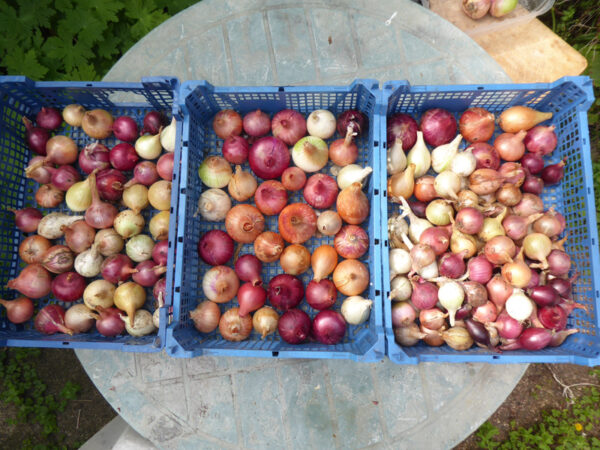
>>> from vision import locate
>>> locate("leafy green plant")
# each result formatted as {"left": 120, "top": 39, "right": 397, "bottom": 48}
{"left": 0, "top": 0, "right": 198, "bottom": 81}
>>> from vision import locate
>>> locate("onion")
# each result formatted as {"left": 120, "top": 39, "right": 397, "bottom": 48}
{"left": 35, "top": 305, "right": 73, "bottom": 335}
{"left": 530, "top": 285, "right": 560, "bottom": 307}
{"left": 505, "top": 288, "right": 534, "bottom": 322}
{"left": 484, "top": 235, "right": 516, "bottom": 265}
{"left": 437, "top": 280, "right": 464, "bottom": 326}
{"left": 433, "top": 170, "right": 461, "bottom": 201}
{"left": 124, "top": 161, "right": 160, "bottom": 188}
{"left": 237, "top": 282, "right": 267, "bottom": 316}
{"left": 74, "top": 244, "right": 103, "bottom": 277}
{"left": 451, "top": 148, "right": 477, "bottom": 178}
{"left": 520, "top": 153, "right": 545, "bottom": 175}
{"left": 501, "top": 249, "right": 532, "bottom": 289}
{"left": 249, "top": 136, "right": 291, "bottom": 179}
{"left": 225, "top": 204, "right": 265, "bottom": 243}
{"left": 470, "top": 143, "right": 500, "bottom": 170}
{"left": 254, "top": 231, "right": 284, "bottom": 263}
{"left": 425, "top": 199, "right": 454, "bottom": 226}
{"left": 311, "top": 245, "right": 338, "bottom": 282}
{"left": 329, "top": 127, "right": 358, "bottom": 166}
{"left": 410, "top": 243, "right": 436, "bottom": 273}
{"left": 82, "top": 109, "right": 113, "bottom": 139}
{"left": 112, "top": 281, "right": 146, "bottom": 326}
{"left": 160, "top": 118, "right": 176, "bottom": 152}
{"left": 306, "top": 279, "right": 337, "bottom": 310}
{"left": 389, "top": 248, "right": 412, "bottom": 278}
{"left": 387, "top": 113, "right": 418, "bottom": 150}
{"left": 196, "top": 188, "right": 231, "bottom": 221}
{"left": 278, "top": 309, "right": 311, "bottom": 344}
{"left": 95, "top": 228, "right": 125, "bottom": 256}
{"left": 409, "top": 277, "right": 437, "bottom": 310}
{"left": 42, "top": 244, "right": 74, "bottom": 274}
{"left": 524, "top": 125, "right": 557, "bottom": 156}
{"left": 146, "top": 180, "right": 171, "bottom": 211}
{"left": 522, "top": 174, "right": 544, "bottom": 195}
{"left": 96, "top": 169, "right": 126, "bottom": 202}
{"left": 36, "top": 184, "right": 64, "bottom": 208}
{"left": 23, "top": 117, "right": 50, "bottom": 155}
{"left": 141, "top": 111, "right": 166, "bottom": 135}
{"left": 234, "top": 254, "right": 262, "bottom": 286}
{"left": 111, "top": 115, "right": 138, "bottom": 142}
{"left": 224, "top": 167, "right": 256, "bottom": 203}
{"left": 465, "top": 256, "right": 492, "bottom": 285}
{"left": 541, "top": 159, "right": 566, "bottom": 185}
{"left": 278, "top": 203, "right": 317, "bottom": 244}
{"left": 499, "top": 106, "right": 552, "bottom": 133}
{"left": 19, "top": 235, "right": 51, "bottom": 264}
{"left": 255, "top": 180, "right": 288, "bottom": 215}
{"left": 280, "top": 244, "right": 311, "bottom": 275}
{"left": 51, "top": 165, "right": 81, "bottom": 191}
{"left": 25, "top": 156, "right": 53, "bottom": 183}
{"left": 518, "top": 327, "right": 553, "bottom": 350}
{"left": 268, "top": 274, "right": 304, "bottom": 311}
{"left": 338, "top": 165, "right": 373, "bottom": 192}
{"left": 222, "top": 136, "right": 249, "bottom": 165}
{"left": 306, "top": 109, "right": 336, "bottom": 139}
{"left": 149, "top": 210, "right": 168, "bottom": 241}
{"left": 7, "top": 264, "right": 52, "bottom": 298}
{"left": 450, "top": 226, "right": 477, "bottom": 259}
{"left": 462, "top": 0, "right": 492, "bottom": 19}
{"left": 513, "top": 193, "right": 544, "bottom": 217}
{"left": 149, "top": 241, "right": 168, "bottom": 268}
{"left": 64, "top": 304, "right": 96, "bottom": 334}
{"left": 523, "top": 232, "right": 552, "bottom": 265}
{"left": 50, "top": 271, "right": 85, "bottom": 303}
{"left": 333, "top": 259, "right": 369, "bottom": 296}
{"left": 85, "top": 171, "right": 119, "bottom": 229}
{"left": 153, "top": 277, "right": 167, "bottom": 305}
{"left": 337, "top": 182, "right": 369, "bottom": 225}
{"left": 292, "top": 136, "right": 328, "bottom": 173}
{"left": 533, "top": 209, "right": 562, "bottom": 238}
{"left": 455, "top": 207, "right": 484, "bottom": 235}
{"left": 458, "top": 107, "right": 494, "bottom": 143}
{"left": 203, "top": 266, "right": 239, "bottom": 303}
{"left": 388, "top": 164, "right": 415, "bottom": 201}
{"left": 121, "top": 309, "right": 156, "bottom": 336}
{"left": 252, "top": 306, "right": 279, "bottom": 339}
{"left": 494, "top": 131, "right": 527, "bottom": 161}
{"left": 35, "top": 107, "right": 62, "bottom": 130}
{"left": 83, "top": 280, "right": 115, "bottom": 311}
{"left": 10, "top": 207, "right": 42, "bottom": 233}
{"left": 469, "top": 169, "right": 503, "bottom": 195}
{"left": 312, "top": 310, "right": 346, "bottom": 344}
{"left": 550, "top": 328, "right": 579, "bottom": 347}
{"left": 394, "top": 322, "right": 426, "bottom": 346}
{"left": 498, "top": 162, "right": 526, "bottom": 186}
{"left": 412, "top": 176, "right": 436, "bottom": 203}
{"left": 95, "top": 306, "right": 125, "bottom": 337}
{"left": 416, "top": 307, "right": 443, "bottom": 329}
{"left": 420, "top": 108, "right": 457, "bottom": 147}
{"left": 190, "top": 301, "right": 221, "bottom": 333}
{"left": 407, "top": 132, "right": 431, "bottom": 178}
{"left": 496, "top": 183, "right": 522, "bottom": 207}
{"left": 37, "top": 213, "right": 84, "bottom": 239}
{"left": 65, "top": 176, "right": 93, "bottom": 212}
{"left": 303, "top": 174, "right": 338, "bottom": 209}
{"left": 439, "top": 252, "right": 467, "bottom": 279}
{"left": 0, "top": 296, "right": 34, "bottom": 324}
{"left": 462, "top": 280, "right": 488, "bottom": 308}
{"left": 125, "top": 234, "right": 155, "bottom": 263}
{"left": 547, "top": 250, "right": 571, "bottom": 276}
{"left": 441, "top": 326, "right": 473, "bottom": 350}
{"left": 122, "top": 184, "right": 149, "bottom": 214}
{"left": 489, "top": 311, "right": 523, "bottom": 340}
{"left": 198, "top": 229, "right": 234, "bottom": 265}
{"left": 198, "top": 156, "right": 233, "bottom": 188}
{"left": 317, "top": 211, "right": 342, "bottom": 236}
{"left": 157, "top": 153, "right": 174, "bottom": 181}
{"left": 272, "top": 109, "right": 307, "bottom": 145}
{"left": 213, "top": 110, "right": 242, "bottom": 140}
{"left": 419, "top": 227, "right": 450, "bottom": 255}
{"left": 281, "top": 167, "right": 306, "bottom": 191}
{"left": 333, "top": 225, "right": 369, "bottom": 259}
{"left": 101, "top": 254, "right": 136, "bottom": 284}
{"left": 241, "top": 109, "right": 270, "bottom": 137}
{"left": 62, "top": 104, "right": 86, "bottom": 127}
{"left": 486, "top": 275, "right": 512, "bottom": 310}
{"left": 45, "top": 136, "right": 78, "bottom": 166}
{"left": 390, "top": 276, "right": 412, "bottom": 302}
{"left": 472, "top": 300, "right": 498, "bottom": 323}
{"left": 337, "top": 110, "right": 367, "bottom": 137}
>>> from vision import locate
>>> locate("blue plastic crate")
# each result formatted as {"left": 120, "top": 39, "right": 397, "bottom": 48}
{"left": 166, "top": 80, "right": 385, "bottom": 361}
{"left": 0, "top": 76, "right": 181, "bottom": 352}
{"left": 381, "top": 76, "right": 600, "bottom": 365}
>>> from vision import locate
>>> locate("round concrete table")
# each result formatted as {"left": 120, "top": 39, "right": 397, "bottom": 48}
{"left": 76, "top": 1, "right": 526, "bottom": 448}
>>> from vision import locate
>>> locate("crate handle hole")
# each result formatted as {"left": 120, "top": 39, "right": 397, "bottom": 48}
{"left": 183, "top": 141, "right": 188, "bottom": 146}
{"left": 375, "top": 239, "right": 380, "bottom": 244}
{"left": 272, "top": 351, "right": 279, "bottom": 357}
{"left": 278, "top": 87, "right": 284, "bottom": 92}
{"left": 374, "top": 141, "right": 379, "bottom": 147}
{"left": 375, "top": 290, "right": 380, "bottom": 296}
{"left": 374, "top": 189, "right": 379, "bottom": 195}
{"left": 492, "top": 355, "right": 500, "bottom": 359}
{"left": 62, "top": 342, "right": 70, "bottom": 345}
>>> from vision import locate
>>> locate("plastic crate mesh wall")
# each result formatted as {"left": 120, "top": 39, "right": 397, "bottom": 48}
{"left": 0, "top": 79, "right": 175, "bottom": 350}
{"left": 169, "top": 82, "right": 384, "bottom": 359}
{"left": 383, "top": 79, "right": 600, "bottom": 364}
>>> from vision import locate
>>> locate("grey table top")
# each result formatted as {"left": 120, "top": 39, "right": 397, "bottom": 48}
{"left": 76, "top": 1, "right": 526, "bottom": 448}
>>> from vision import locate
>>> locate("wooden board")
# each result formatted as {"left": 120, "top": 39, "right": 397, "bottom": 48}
{"left": 429, "top": 0, "right": 588, "bottom": 83}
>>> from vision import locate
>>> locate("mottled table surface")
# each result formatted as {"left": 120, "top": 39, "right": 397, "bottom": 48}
{"left": 77, "top": 1, "right": 525, "bottom": 448}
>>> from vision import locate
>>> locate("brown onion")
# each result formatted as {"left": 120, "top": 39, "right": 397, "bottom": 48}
{"left": 501, "top": 251, "right": 532, "bottom": 288}
{"left": 219, "top": 307, "right": 252, "bottom": 341}
{"left": 496, "top": 183, "right": 522, "bottom": 207}
{"left": 494, "top": 130, "right": 527, "bottom": 161}
{"left": 252, "top": 306, "right": 279, "bottom": 339}
{"left": 279, "top": 244, "right": 311, "bottom": 275}
{"left": 190, "top": 301, "right": 221, "bottom": 333}
{"left": 420, "top": 308, "right": 447, "bottom": 330}
{"left": 19, "top": 235, "right": 52, "bottom": 264}
{"left": 82, "top": 109, "right": 114, "bottom": 139}
{"left": 311, "top": 245, "right": 338, "bottom": 282}
{"left": 42, "top": 245, "right": 74, "bottom": 274}
{"left": 484, "top": 235, "right": 516, "bottom": 265}
{"left": 278, "top": 203, "right": 317, "bottom": 244}
{"left": 337, "top": 182, "right": 369, "bottom": 225}
{"left": 468, "top": 169, "right": 504, "bottom": 195}
{"left": 317, "top": 211, "right": 342, "bottom": 236}
{"left": 225, "top": 204, "right": 265, "bottom": 243}
{"left": 333, "top": 259, "right": 369, "bottom": 296}
{"left": 486, "top": 275, "right": 513, "bottom": 309}
{"left": 498, "top": 106, "right": 552, "bottom": 133}
{"left": 95, "top": 228, "right": 125, "bottom": 256}
{"left": 414, "top": 175, "right": 437, "bottom": 202}
{"left": 228, "top": 166, "right": 257, "bottom": 202}
{"left": 498, "top": 162, "right": 526, "bottom": 186}
{"left": 459, "top": 107, "right": 495, "bottom": 143}
{"left": 36, "top": 184, "right": 64, "bottom": 208}
{"left": 254, "top": 231, "right": 284, "bottom": 263}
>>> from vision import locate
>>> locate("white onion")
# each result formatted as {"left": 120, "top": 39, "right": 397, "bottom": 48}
{"left": 437, "top": 280, "right": 464, "bottom": 326}
{"left": 389, "top": 276, "right": 412, "bottom": 301}
{"left": 337, "top": 165, "right": 373, "bottom": 190}
{"left": 160, "top": 117, "right": 177, "bottom": 152}
{"left": 306, "top": 110, "right": 336, "bottom": 139}
{"left": 341, "top": 296, "right": 373, "bottom": 325}
{"left": 451, "top": 148, "right": 477, "bottom": 177}
{"left": 389, "top": 248, "right": 411, "bottom": 278}
{"left": 195, "top": 188, "right": 231, "bottom": 221}
{"left": 505, "top": 288, "right": 534, "bottom": 322}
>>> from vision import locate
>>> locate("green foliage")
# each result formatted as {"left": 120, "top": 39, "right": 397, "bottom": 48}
{"left": 0, "top": 0, "right": 198, "bottom": 81}
{"left": 0, "top": 348, "right": 81, "bottom": 447}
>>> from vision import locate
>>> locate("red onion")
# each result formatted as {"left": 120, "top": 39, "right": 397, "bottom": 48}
{"left": 79, "top": 142, "right": 110, "bottom": 174}
{"left": 249, "top": 136, "right": 290, "bottom": 179}
{"left": 329, "top": 128, "right": 358, "bottom": 166}
{"left": 278, "top": 309, "right": 311, "bottom": 344}
{"left": 268, "top": 274, "right": 304, "bottom": 311}
{"left": 334, "top": 225, "right": 369, "bottom": 259}
{"left": 439, "top": 252, "right": 466, "bottom": 279}
{"left": 408, "top": 199, "right": 428, "bottom": 219}
{"left": 36, "top": 107, "right": 62, "bottom": 130}
{"left": 51, "top": 271, "right": 86, "bottom": 302}
{"left": 455, "top": 207, "right": 484, "bottom": 234}
{"left": 151, "top": 240, "right": 168, "bottom": 266}
{"left": 35, "top": 305, "right": 73, "bottom": 335}
{"left": 255, "top": 180, "right": 288, "bottom": 215}
{"left": 548, "top": 274, "right": 577, "bottom": 299}
{"left": 101, "top": 254, "right": 136, "bottom": 284}
{"left": 490, "top": 311, "right": 523, "bottom": 339}
{"left": 141, "top": 111, "right": 165, "bottom": 135}
{"left": 124, "top": 161, "right": 159, "bottom": 188}
{"left": 36, "top": 184, "right": 64, "bottom": 208}
{"left": 9, "top": 207, "right": 42, "bottom": 233}
{"left": 157, "top": 153, "right": 174, "bottom": 181}
{"left": 243, "top": 110, "right": 271, "bottom": 137}
{"left": 23, "top": 117, "right": 49, "bottom": 155}
{"left": 7, "top": 264, "right": 52, "bottom": 298}
{"left": 110, "top": 143, "right": 138, "bottom": 171}
{"left": 459, "top": 107, "right": 495, "bottom": 143}
{"left": 533, "top": 209, "right": 562, "bottom": 238}
{"left": 520, "top": 153, "right": 544, "bottom": 175}
{"left": 281, "top": 167, "right": 306, "bottom": 191}
{"left": 306, "top": 279, "right": 337, "bottom": 310}
{"left": 555, "top": 212, "right": 566, "bottom": 235}
{"left": 96, "top": 169, "right": 126, "bottom": 201}
{"left": 547, "top": 250, "right": 571, "bottom": 276}
{"left": 494, "top": 130, "right": 527, "bottom": 161}
{"left": 513, "top": 193, "right": 543, "bottom": 217}
{"left": 518, "top": 327, "right": 552, "bottom": 350}
{"left": 222, "top": 136, "right": 250, "bottom": 165}
{"left": 112, "top": 116, "right": 138, "bottom": 142}
{"left": 411, "top": 277, "right": 438, "bottom": 310}
{"left": 484, "top": 236, "right": 516, "bottom": 265}
{"left": 462, "top": 0, "right": 492, "bottom": 19}
{"left": 527, "top": 270, "right": 541, "bottom": 289}
{"left": 464, "top": 318, "right": 496, "bottom": 351}
{"left": 25, "top": 156, "right": 53, "bottom": 183}
{"left": 467, "top": 255, "right": 493, "bottom": 284}
{"left": 522, "top": 175, "right": 544, "bottom": 195}
{"left": 303, "top": 174, "right": 338, "bottom": 209}
{"left": 213, "top": 109, "right": 243, "bottom": 140}
{"left": 198, "top": 230, "right": 234, "bottom": 266}
{"left": 51, "top": 165, "right": 81, "bottom": 191}
{"left": 524, "top": 125, "right": 557, "bottom": 156}
{"left": 472, "top": 301, "right": 498, "bottom": 323}
{"left": 560, "top": 301, "right": 587, "bottom": 316}
{"left": 420, "top": 108, "right": 457, "bottom": 147}
{"left": 486, "top": 275, "right": 512, "bottom": 310}
{"left": 470, "top": 143, "right": 500, "bottom": 170}
{"left": 312, "top": 310, "right": 346, "bottom": 345}
{"left": 502, "top": 214, "right": 538, "bottom": 241}
{"left": 419, "top": 227, "right": 450, "bottom": 255}
{"left": 237, "top": 282, "right": 267, "bottom": 316}
{"left": 234, "top": 255, "right": 262, "bottom": 286}
{"left": 0, "top": 297, "right": 34, "bottom": 324}
{"left": 462, "top": 281, "right": 488, "bottom": 308}
{"left": 85, "top": 171, "right": 119, "bottom": 229}
{"left": 390, "top": 302, "right": 418, "bottom": 328}
{"left": 541, "top": 159, "right": 565, "bottom": 185}
{"left": 271, "top": 109, "right": 306, "bottom": 145}
{"left": 132, "top": 260, "right": 167, "bottom": 287}
{"left": 387, "top": 113, "right": 418, "bottom": 150}
{"left": 337, "top": 110, "right": 367, "bottom": 137}
{"left": 550, "top": 328, "right": 579, "bottom": 347}
{"left": 455, "top": 304, "right": 472, "bottom": 321}
{"left": 153, "top": 277, "right": 167, "bottom": 303}
{"left": 498, "top": 162, "right": 526, "bottom": 186}
{"left": 95, "top": 306, "right": 125, "bottom": 337}
{"left": 530, "top": 285, "right": 560, "bottom": 307}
